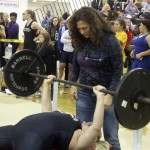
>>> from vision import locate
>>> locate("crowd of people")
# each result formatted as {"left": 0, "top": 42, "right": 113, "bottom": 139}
{"left": 0, "top": 0, "right": 150, "bottom": 149}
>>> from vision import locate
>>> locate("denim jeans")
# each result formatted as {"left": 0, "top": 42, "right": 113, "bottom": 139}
{"left": 77, "top": 88, "right": 121, "bottom": 150}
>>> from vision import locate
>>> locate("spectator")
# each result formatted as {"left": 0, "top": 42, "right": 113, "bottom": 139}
{"left": 0, "top": 24, "right": 6, "bottom": 67}
{"left": 107, "top": 10, "right": 119, "bottom": 21}
{"left": 125, "top": 18, "right": 134, "bottom": 50}
{"left": 23, "top": 9, "right": 45, "bottom": 51}
{"left": 0, "top": 13, "right": 8, "bottom": 67}
{"left": 41, "top": 10, "right": 55, "bottom": 29}
{"left": 47, "top": 17, "right": 59, "bottom": 61}
{"left": 124, "top": 18, "right": 134, "bottom": 71}
{"left": 114, "top": 19, "right": 127, "bottom": 62}
{"left": 37, "top": 31, "right": 55, "bottom": 75}
{"left": 1, "top": 13, "right": 9, "bottom": 38}
{"left": 141, "top": 0, "right": 150, "bottom": 13}
{"left": 125, "top": 18, "right": 136, "bottom": 31}
{"left": 8, "top": 12, "right": 19, "bottom": 53}
{"left": 125, "top": 0, "right": 140, "bottom": 19}
{"left": 100, "top": 0, "right": 111, "bottom": 16}
{"left": 59, "top": 29, "right": 74, "bottom": 86}
{"left": 57, "top": 14, "right": 69, "bottom": 57}
{"left": 140, "top": 12, "right": 150, "bottom": 19}
{"left": 130, "top": 19, "right": 150, "bottom": 70}
{"left": 0, "top": 12, "right": 3, "bottom": 24}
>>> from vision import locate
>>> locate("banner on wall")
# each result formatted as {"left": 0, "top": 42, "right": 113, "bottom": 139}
{"left": 0, "top": 0, "right": 19, "bottom": 7}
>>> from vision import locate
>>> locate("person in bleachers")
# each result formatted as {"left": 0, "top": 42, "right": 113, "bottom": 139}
{"left": 125, "top": 0, "right": 140, "bottom": 20}
{"left": 141, "top": 0, "right": 150, "bottom": 13}
{"left": 107, "top": 10, "right": 119, "bottom": 21}
{"left": 140, "top": 12, "right": 150, "bottom": 19}
{"left": 100, "top": 0, "right": 111, "bottom": 16}
{"left": 0, "top": 13, "right": 3, "bottom": 24}
{"left": 41, "top": 10, "right": 55, "bottom": 30}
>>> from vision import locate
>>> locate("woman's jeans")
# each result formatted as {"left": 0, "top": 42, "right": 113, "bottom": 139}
{"left": 77, "top": 88, "right": 121, "bottom": 150}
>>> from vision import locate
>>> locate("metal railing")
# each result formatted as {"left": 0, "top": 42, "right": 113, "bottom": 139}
{"left": 34, "top": 0, "right": 93, "bottom": 23}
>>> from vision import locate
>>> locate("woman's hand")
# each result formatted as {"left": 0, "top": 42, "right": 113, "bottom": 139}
{"left": 104, "top": 94, "right": 113, "bottom": 109}
{"left": 130, "top": 50, "right": 135, "bottom": 58}
{"left": 136, "top": 53, "right": 143, "bottom": 60}
{"left": 70, "top": 85, "right": 78, "bottom": 100}
{"left": 126, "top": 45, "right": 135, "bottom": 51}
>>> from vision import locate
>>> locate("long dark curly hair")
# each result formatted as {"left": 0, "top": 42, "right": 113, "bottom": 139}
{"left": 68, "top": 6, "right": 114, "bottom": 51}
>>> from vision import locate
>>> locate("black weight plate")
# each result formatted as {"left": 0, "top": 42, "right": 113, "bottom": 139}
{"left": 4, "top": 50, "right": 45, "bottom": 96}
{"left": 114, "top": 69, "right": 150, "bottom": 130}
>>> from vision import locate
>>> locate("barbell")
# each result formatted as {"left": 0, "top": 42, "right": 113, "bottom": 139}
{"left": 3, "top": 50, "right": 150, "bottom": 130}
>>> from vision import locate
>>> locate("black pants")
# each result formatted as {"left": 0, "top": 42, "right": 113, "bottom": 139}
{"left": 124, "top": 51, "right": 134, "bottom": 72}
{"left": 11, "top": 43, "right": 19, "bottom": 54}
{"left": 0, "top": 42, "right": 6, "bottom": 67}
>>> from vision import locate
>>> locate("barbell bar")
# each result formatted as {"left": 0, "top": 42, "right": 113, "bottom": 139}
{"left": 29, "top": 72, "right": 116, "bottom": 95}
{"left": 29, "top": 72, "right": 149, "bottom": 104}
{"left": 3, "top": 50, "right": 150, "bottom": 130}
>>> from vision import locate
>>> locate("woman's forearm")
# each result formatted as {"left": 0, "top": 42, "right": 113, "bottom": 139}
{"left": 140, "top": 49, "right": 150, "bottom": 56}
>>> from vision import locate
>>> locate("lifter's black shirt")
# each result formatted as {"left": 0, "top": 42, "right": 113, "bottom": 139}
{"left": 13, "top": 111, "right": 81, "bottom": 150}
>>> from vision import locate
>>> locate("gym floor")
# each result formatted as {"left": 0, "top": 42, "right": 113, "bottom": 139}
{"left": 0, "top": 86, "right": 150, "bottom": 150}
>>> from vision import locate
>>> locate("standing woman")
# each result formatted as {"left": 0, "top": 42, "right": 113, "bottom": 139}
{"left": 1, "top": 13, "right": 9, "bottom": 38}
{"left": 114, "top": 19, "right": 127, "bottom": 63}
{"left": 47, "top": 17, "right": 60, "bottom": 60}
{"left": 0, "top": 24, "right": 6, "bottom": 67}
{"left": 59, "top": 29, "right": 74, "bottom": 84}
{"left": 0, "top": 13, "right": 7, "bottom": 67}
{"left": 69, "top": 7, "right": 123, "bottom": 150}
{"left": 130, "top": 19, "right": 150, "bottom": 70}
{"left": 23, "top": 9, "right": 45, "bottom": 51}
{"left": 37, "top": 31, "right": 55, "bottom": 75}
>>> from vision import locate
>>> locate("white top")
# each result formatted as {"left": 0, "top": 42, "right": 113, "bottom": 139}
{"left": 141, "top": 2, "right": 150, "bottom": 12}
{"left": 61, "top": 30, "right": 74, "bottom": 52}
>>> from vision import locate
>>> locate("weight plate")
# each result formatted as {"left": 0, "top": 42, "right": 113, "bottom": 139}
{"left": 114, "top": 69, "right": 150, "bottom": 129}
{"left": 4, "top": 50, "right": 45, "bottom": 96}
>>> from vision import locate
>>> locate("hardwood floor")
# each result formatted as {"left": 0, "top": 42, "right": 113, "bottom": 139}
{"left": 0, "top": 86, "right": 150, "bottom": 150}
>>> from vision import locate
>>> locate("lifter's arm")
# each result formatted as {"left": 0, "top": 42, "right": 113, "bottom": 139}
{"left": 75, "top": 85, "right": 105, "bottom": 149}
{"left": 41, "top": 75, "right": 55, "bottom": 112}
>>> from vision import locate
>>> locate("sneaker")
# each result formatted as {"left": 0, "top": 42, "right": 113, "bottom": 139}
{"left": 5, "top": 88, "right": 12, "bottom": 95}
